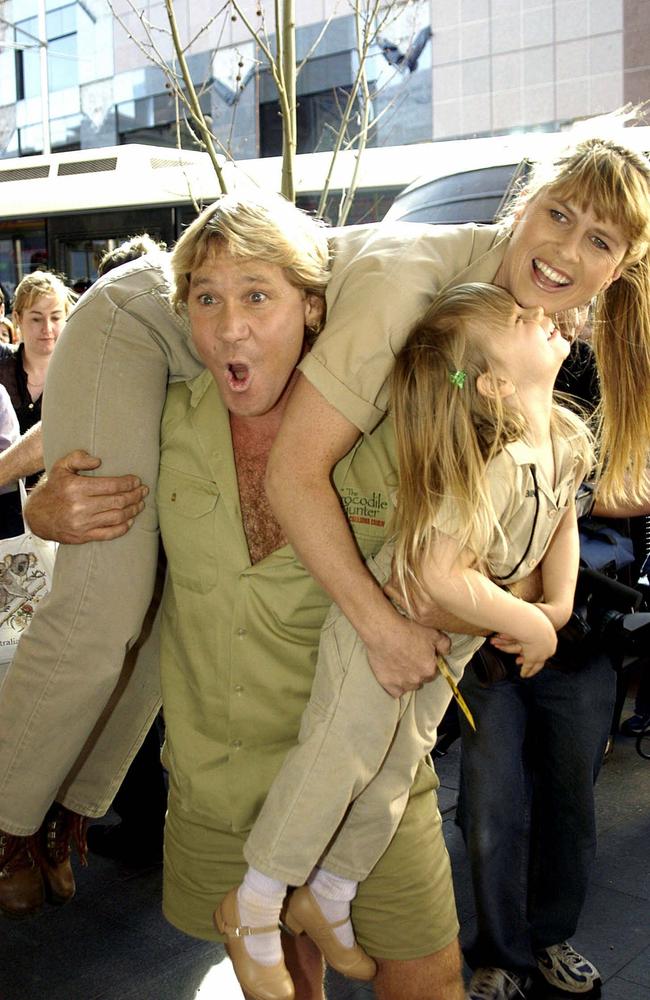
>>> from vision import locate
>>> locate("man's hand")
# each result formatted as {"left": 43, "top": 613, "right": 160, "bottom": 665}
{"left": 24, "top": 450, "right": 148, "bottom": 544}
{"left": 364, "top": 609, "right": 451, "bottom": 699}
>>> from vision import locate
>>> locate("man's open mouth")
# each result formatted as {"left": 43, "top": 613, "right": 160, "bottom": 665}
{"left": 226, "top": 363, "right": 252, "bottom": 391}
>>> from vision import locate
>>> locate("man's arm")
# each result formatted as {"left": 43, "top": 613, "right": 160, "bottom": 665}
{"left": 25, "top": 450, "right": 148, "bottom": 543}
{"left": 0, "top": 422, "right": 44, "bottom": 486}
{"left": 267, "top": 376, "right": 450, "bottom": 699}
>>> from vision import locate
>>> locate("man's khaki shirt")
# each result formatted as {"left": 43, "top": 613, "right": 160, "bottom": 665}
{"left": 157, "top": 371, "right": 400, "bottom": 833}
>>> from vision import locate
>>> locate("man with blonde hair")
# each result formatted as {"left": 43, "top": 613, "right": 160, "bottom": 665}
{"left": 0, "top": 193, "right": 463, "bottom": 1000}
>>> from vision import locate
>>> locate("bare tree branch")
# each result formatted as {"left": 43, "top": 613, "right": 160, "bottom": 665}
{"left": 184, "top": 4, "right": 230, "bottom": 56}
{"left": 280, "top": 1, "right": 297, "bottom": 200}
{"left": 337, "top": 3, "right": 374, "bottom": 225}
{"left": 317, "top": 0, "right": 382, "bottom": 220}
{"left": 112, "top": 0, "right": 427, "bottom": 214}
{"left": 163, "top": 0, "right": 227, "bottom": 192}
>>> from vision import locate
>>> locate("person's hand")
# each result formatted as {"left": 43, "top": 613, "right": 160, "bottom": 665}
{"left": 24, "top": 450, "right": 148, "bottom": 544}
{"left": 490, "top": 612, "right": 557, "bottom": 678}
{"left": 364, "top": 608, "right": 451, "bottom": 699}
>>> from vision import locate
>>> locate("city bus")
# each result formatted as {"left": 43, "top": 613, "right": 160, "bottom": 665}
{"left": 0, "top": 141, "right": 438, "bottom": 296}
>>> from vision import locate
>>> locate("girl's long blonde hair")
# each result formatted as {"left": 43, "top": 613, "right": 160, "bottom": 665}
{"left": 391, "top": 283, "right": 592, "bottom": 611}
{"left": 500, "top": 134, "right": 650, "bottom": 507}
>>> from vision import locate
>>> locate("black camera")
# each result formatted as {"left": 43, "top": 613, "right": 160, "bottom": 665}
{"left": 595, "top": 608, "right": 650, "bottom": 657}
{"left": 553, "top": 567, "right": 650, "bottom": 668}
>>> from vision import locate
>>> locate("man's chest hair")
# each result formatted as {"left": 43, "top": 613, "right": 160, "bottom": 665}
{"left": 233, "top": 446, "right": 286, "bottom": 565}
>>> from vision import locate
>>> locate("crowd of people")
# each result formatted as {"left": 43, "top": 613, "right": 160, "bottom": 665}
{"left": 0, "top": 123, "right": 649, "bottom": 1000}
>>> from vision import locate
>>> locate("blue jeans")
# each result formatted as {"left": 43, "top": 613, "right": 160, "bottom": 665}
{"left": 457, "top": 649, "right": 615, "bottom": 975}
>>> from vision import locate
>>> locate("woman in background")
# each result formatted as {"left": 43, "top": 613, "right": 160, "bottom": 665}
{"left": 0, "top": 272, "right": 74, "bottom": 531}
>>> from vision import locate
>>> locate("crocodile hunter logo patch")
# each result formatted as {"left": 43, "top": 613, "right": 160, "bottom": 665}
{"left": 340, "top": 488, "right": 389, "bottom": 528}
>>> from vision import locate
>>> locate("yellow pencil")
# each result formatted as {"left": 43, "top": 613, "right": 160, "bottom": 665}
{"left": 436, "top": 655, "right": 476, "bottom": 732}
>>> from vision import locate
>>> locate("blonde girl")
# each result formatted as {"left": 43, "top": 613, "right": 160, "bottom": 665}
{"left": 214, "top": 283, "right": 592, "bottom": 1000}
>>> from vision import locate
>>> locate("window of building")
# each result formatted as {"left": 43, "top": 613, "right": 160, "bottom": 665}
{"left": 15, "top": 3, "right": 78, "bottom": 101}
{"left": 260, "top": 85, "right": 374, "bottom": 158}
{"left": 17, "top": 114, "right": 81, "bottom": 157}
{"left": 116, "top": 90, "right": 211, "bottom": 150}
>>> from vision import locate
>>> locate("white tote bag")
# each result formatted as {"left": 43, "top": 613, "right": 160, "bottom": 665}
{"left": 0, "top": 485, "right": 57, "bottom": 684}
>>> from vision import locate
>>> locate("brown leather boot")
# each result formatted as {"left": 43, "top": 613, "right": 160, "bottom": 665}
{"left": 38, "top": 804, "right": 88, "bottom": 905}
{"left": 0, "top": 830, "right": 44, "bottom": 919}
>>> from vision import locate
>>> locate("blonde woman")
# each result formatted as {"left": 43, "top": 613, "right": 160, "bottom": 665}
{"left": 0, "top": 271, "right": 73, "bottom": 441}
{"left": 0, "top": 271, "right": 74, "bottom": 530}
{"left": 267, "top": 135, "right": 650, "bottom": 999}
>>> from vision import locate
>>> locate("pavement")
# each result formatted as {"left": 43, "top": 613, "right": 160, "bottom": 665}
{"left": 1, "top": 701, "right": 648, "bottom": 1000}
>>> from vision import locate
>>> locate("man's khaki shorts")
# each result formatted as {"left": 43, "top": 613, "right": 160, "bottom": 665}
{"left": 162, "top": 758, "right": 459, "bottom": 961}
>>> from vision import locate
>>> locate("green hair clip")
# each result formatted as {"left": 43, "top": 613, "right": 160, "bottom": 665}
{"left": 449, "top": 369, "right": 467, "bottom": 389}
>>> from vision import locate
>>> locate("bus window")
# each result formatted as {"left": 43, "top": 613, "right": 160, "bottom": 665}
{"left": 0, "top": 223, "right": 48, "bottom": 298}
{"left": 61, "top": 238, "right": 115, "bottom": 287}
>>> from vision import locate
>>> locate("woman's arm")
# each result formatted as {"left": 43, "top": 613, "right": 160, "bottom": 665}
{"left": 266, "top": 375, "right": 450, "bottom": 699}
{"left": 0, "top": 422, "right": 44, "bottom": 486}
{"left": 592, "top": 485, "right": 650, "bottom": 518}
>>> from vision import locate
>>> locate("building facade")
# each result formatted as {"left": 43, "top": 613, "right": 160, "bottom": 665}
{"left": 0, "top": 0, "right": 648, "bottom": 162}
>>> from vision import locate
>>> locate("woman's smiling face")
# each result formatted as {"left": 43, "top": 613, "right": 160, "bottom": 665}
{"left": 495, "top": 191, "right": 629, "bottom": 317}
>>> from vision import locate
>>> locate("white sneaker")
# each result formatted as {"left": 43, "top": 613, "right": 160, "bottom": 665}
{"left": 535, "top": 941, "right": 601, "bottom": 994}
{"left": 468, "top": 966, "right": 529, "bottom": 1000}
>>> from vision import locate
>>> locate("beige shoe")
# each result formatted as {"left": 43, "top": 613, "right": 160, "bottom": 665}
{"left": 284, "top": 886, "right": 377, "bottom": 981}
{"left": 214, "top": 887, "right": 295, "bottom": 1000}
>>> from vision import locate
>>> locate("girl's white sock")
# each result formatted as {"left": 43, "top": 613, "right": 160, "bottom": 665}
{"left": 236, "top": 868, "right": 287, "bottom": 966}
{"left": 308, "top": 867, "right": 359, "bottom": 948}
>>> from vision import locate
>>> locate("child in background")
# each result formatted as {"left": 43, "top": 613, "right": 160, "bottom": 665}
{"left": 214, "top": 282, "right": 594, "bottom": 1000}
